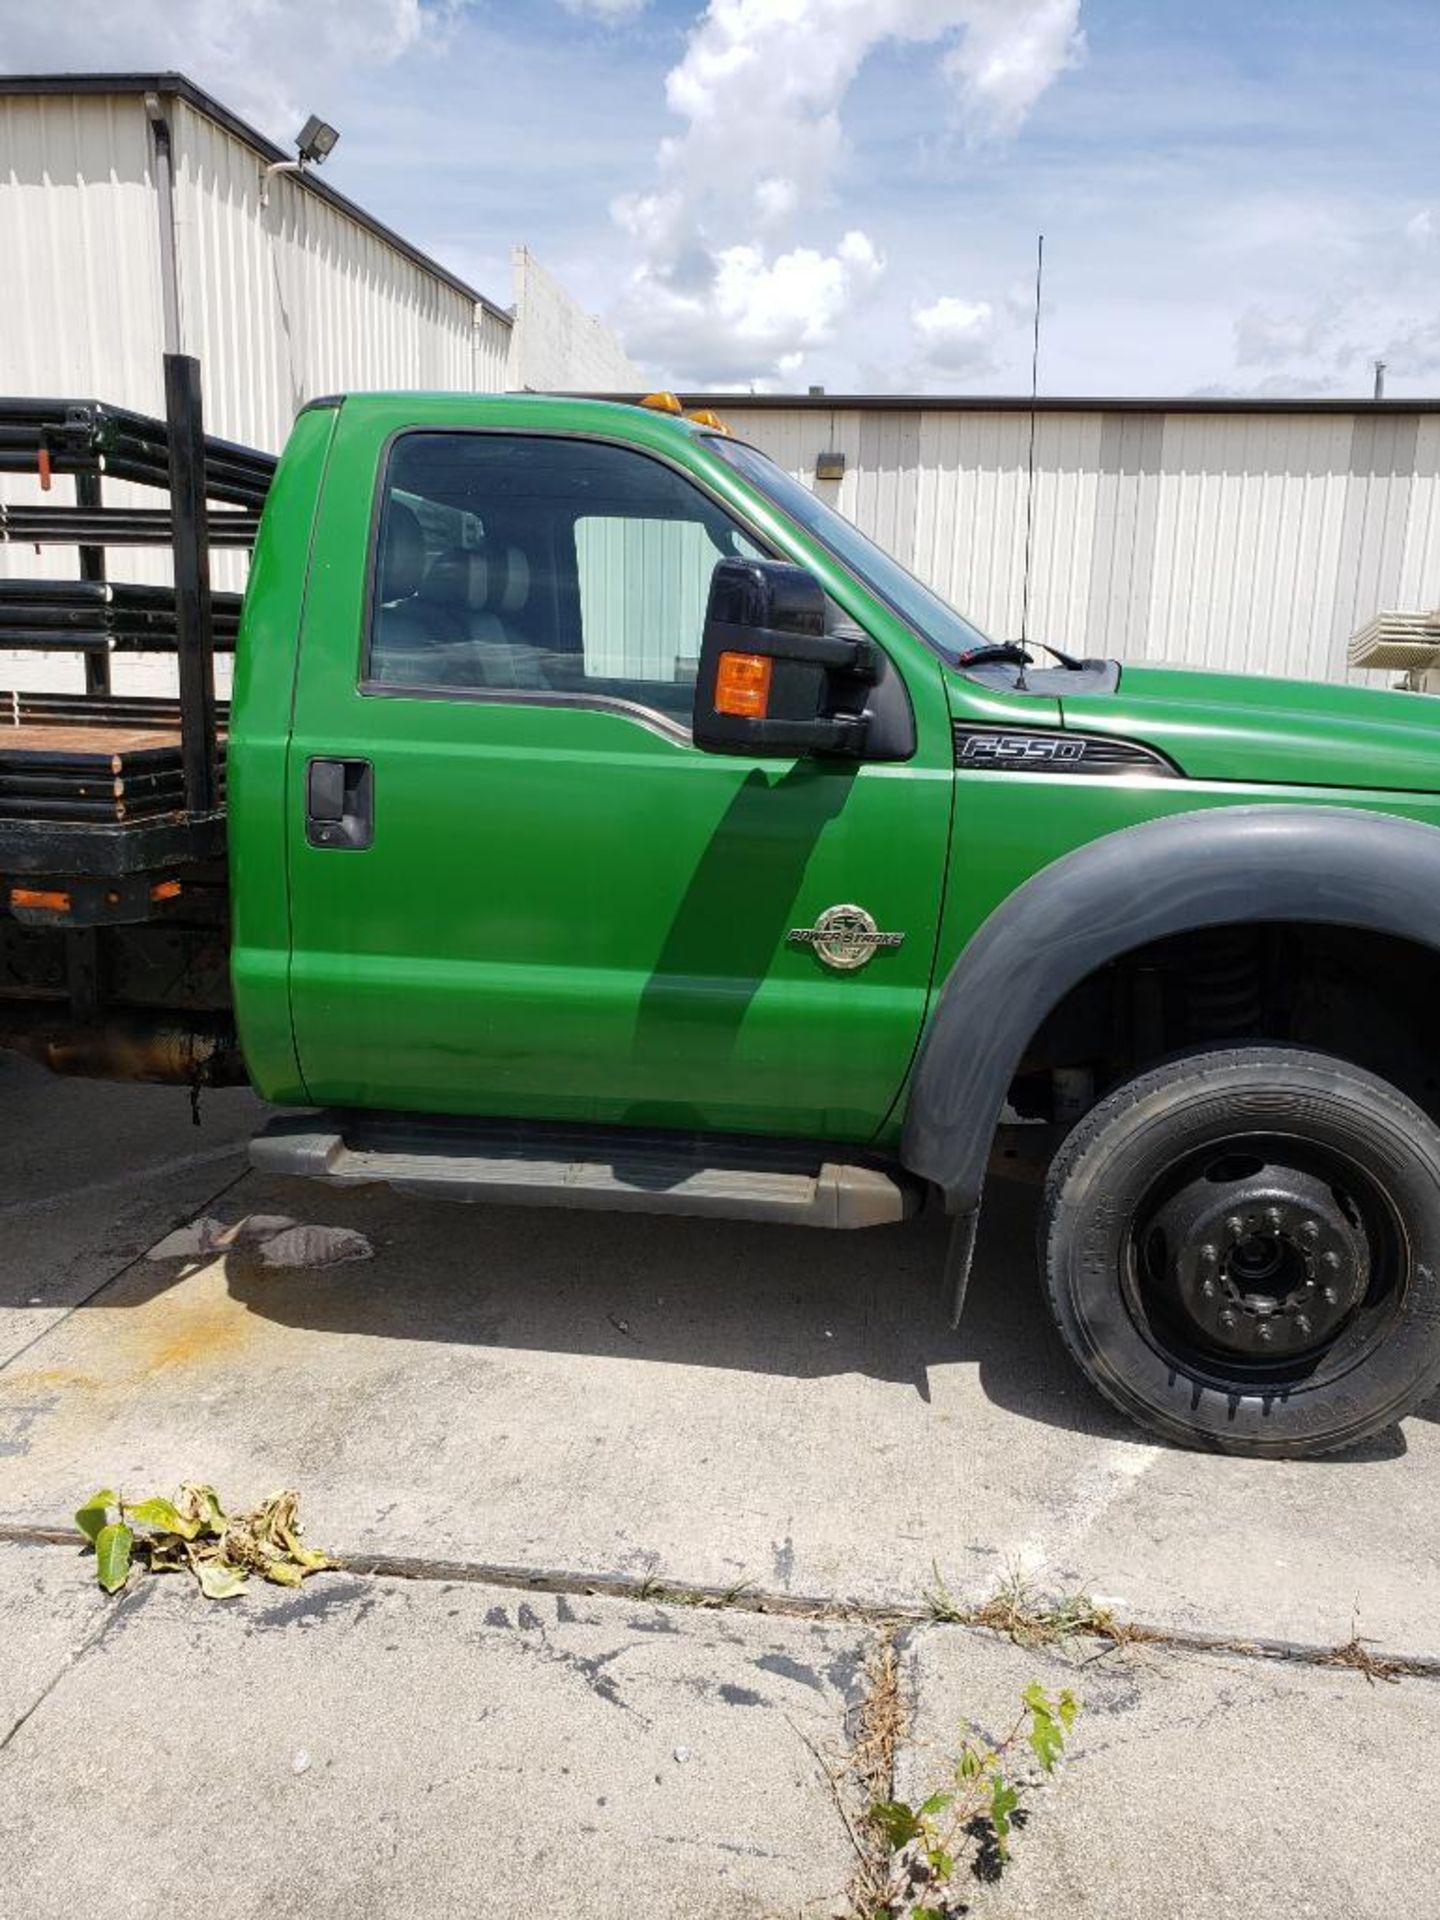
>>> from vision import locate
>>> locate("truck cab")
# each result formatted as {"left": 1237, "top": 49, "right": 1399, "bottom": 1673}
{"left": 233, "top": 394, "right": 957, "bottom": 1147}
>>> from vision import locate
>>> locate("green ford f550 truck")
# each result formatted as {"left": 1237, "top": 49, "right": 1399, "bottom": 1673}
{"left": 6, "top": 357, "right": 1440, "bottom": 1460}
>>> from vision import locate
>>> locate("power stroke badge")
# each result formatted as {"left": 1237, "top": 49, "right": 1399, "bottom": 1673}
{"left": 787, "top": 904, "right": 905, "bottom": 972}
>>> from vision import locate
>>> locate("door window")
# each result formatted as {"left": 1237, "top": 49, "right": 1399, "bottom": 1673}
{"left": 367, "top": 431, "right": 762, "bottom": 721}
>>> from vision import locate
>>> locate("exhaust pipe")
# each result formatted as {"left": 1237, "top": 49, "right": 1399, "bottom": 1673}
{"left": 0, "top": 1007, "right": 246, "bottom": 1086}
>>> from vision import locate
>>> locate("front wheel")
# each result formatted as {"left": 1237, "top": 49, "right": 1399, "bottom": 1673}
{"left": 1039, "top": 1047, "right": 1440, "bottom": 1456}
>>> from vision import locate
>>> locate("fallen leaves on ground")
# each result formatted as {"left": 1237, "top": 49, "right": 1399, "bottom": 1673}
{"left": 75, "top": 1483, "right": 336, "bottom": 1598}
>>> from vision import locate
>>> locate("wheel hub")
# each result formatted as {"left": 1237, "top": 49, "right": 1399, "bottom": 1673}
{"left": 1144, "top": 1158, "right": 1370, "bottom": 1360}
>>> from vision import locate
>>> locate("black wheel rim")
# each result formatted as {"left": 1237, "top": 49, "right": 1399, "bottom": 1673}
{"left": 1123, "top": 1129, "right": 1411, "bottom": 1390}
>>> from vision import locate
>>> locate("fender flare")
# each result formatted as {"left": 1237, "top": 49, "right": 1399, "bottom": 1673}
{"left": 901, "top": 803, "right": 1440, "bottom": 1213}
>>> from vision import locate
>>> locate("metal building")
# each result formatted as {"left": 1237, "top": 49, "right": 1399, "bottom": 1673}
{"left": 700, "top": 395, "right": 1440, "bottom": 684}
{"left": 0, "top": 72, "right": 519, "bottom": 451}
{"left": 0, "top": 70, "right": 640, "bottom": 690}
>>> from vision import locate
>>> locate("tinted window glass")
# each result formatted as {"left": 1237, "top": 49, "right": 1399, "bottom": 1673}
{"left": 369, "top": 431, "right": 762, "bottom": 720}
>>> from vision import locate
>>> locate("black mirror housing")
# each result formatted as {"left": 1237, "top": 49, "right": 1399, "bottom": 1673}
{"left": 692, "top": 559, "right": 879, "bottom": 758}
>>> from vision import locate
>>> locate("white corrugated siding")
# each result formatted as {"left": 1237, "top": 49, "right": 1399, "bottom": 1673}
{"left": 476, "top": 303, "right": 513, "bottom": 393}
{"left": 1, "top": 92, "right": 176, "bottom": 688}
{"left": 0, "top": 86, "right": 514, "bottom": 693}
{"left": 1400, "top": 417, "right": 1440, "bottom": 610}
{"left": 169, "top": 98, "right": 491, "bottom": 451}
{"left": 720, "top": 404, "right": 1440, "bottom": 683}
{"left": 575, "top": 515, "right": 763, "bottom": 685}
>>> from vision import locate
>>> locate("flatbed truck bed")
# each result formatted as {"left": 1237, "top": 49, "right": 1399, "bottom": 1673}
{"left": 0, "top": 356, "right": 262, "bottom": 1078}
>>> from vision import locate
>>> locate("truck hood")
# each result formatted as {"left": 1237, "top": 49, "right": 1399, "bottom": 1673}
{"left": 1057, "top": 661, "right": 1440, "bottom": 794}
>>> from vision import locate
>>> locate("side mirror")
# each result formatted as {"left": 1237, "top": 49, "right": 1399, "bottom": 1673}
{"left": 692, "top": 558, "right": 879, "bottom": 758}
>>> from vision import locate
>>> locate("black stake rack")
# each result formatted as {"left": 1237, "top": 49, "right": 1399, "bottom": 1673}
{"left": 0, "top": 354, "right": 274, "bottom": 881}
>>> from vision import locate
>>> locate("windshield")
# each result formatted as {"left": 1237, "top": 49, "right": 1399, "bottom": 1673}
{"left": 707, "top": 436, "right": 991, "bottom": 660}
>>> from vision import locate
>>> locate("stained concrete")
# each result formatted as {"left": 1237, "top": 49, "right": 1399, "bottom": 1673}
{"left": 0, "top": 1053, "right": 262, "bottom": 1368}
{"left": 1, "top": 1090, "right": 1436, "bottom": 1650}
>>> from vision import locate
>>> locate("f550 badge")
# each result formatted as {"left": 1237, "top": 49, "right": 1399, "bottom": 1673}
{"left": 959, "top": 732, "right": 1087, "bottom": 767}
{"left": 788, "top": 904, "right": 905, "bottom": 973}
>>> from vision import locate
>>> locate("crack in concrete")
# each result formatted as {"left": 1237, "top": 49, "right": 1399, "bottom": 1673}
{"left": 0, "top": 1144, "right": 248, "bottom": 1223}
{"left": 4, "top": 1526, "right": 1435, "bottom": 1682}
{"left": 0, "top": 1576, "right": 149, "bottom": 1756}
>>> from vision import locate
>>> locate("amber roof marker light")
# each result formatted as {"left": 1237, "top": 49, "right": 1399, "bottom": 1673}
{"left": 635, "top": 394, "right": 733, "bottom": 434}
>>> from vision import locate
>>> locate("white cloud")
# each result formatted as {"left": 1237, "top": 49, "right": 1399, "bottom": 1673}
{"left": 1384, "top": 316, "right": 1440, "bottom": 378}
{"left": 939, "top": 0, "right": 1088, "bottom": 139}
{"left": 611, "top": 0, "right": 1082, "bottom": 384}
{"left": 1405, "top": 208, "right": 1435, "bottom": 250}
{"left": 0, "top": 0, "right": 461, "bottom": 138}
{"left": 911, "top": 294, "right": 997, "bottom": 375}
{"left": 620, "top": 229, "right": 885, "bottom": 384}
{"left": 1234, "top": 301, "right": 1344, "bottom": 369}
{"left": 1227, "top": 272, "right": 1440, "bottom": 396}
{"left": 558, "top": 0, "right": 649, "bottom": 17}
{"left": 660, "top": 0, "right": 1083, "bottom": 210}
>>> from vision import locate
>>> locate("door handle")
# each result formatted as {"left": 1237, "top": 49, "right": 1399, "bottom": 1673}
{"left": 306, "top": 757, "right": 374, "bottom": 850}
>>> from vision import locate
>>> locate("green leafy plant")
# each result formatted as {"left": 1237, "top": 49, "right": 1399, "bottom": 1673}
{"left": 861, "top": 1683, "right": 1079, "bottom": 1916}
{"left": 75, "top": 1483, "right": 334, "bottom": 1598}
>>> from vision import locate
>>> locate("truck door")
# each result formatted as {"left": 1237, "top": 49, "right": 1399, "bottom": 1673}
{"left": 284, "top": 410, "right": 953, "bottom": 1141}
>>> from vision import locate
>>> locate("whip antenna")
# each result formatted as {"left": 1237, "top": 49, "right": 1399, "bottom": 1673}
{"left": 1018, "top": 233, "right": 1044, "bottom": 681}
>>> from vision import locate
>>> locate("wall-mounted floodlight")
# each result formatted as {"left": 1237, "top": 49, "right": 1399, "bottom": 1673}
{"left": 260, "top": 113, "right": 341, "bottom": 206}
{"left": 814, "top": 450, "right": 846, "bottom": 483}
{"left": 295, "top": 115, "right": 340, "bottom": 165}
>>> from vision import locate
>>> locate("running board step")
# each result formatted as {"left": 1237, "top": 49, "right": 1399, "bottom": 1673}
{"left": 250, "top": 1113, "right": 919, "bottom": 1229}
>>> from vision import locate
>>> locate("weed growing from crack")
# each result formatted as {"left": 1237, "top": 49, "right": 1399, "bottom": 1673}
{"left": 922, "top": 1563, "right": 967, "bottom": 1625}
{"left": 927, "top": 1561, "right": 1151, "bottom": 1655}
{"left": 857, "top": 1676, "right": 1079, "bottom": 1914}
{"left": 794, "top": 1628, "right": 903, "bottom": 1911}
{"left": 970, "top": 1566, "right": 1123, "bottom": 1649}
{"left": 1316, "top": 1635, "right": 1403, "bottom": 1685}
{"left": 632, "top": 1574, "right": 756, "bottom": 1611}
{"left": 800, "top": 1626, "right": 1081, "bottom": 1919}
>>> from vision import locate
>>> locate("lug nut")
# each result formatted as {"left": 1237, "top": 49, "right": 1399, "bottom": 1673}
{"left": 1265, "top": 1206, "right": 1283, "bottom": 1231}
{"left": 1199, "top": 1243, "right": 1218, "bottom": 1266}
{"left": 1322, "top": 1251, "right": 1342, "bottom": 1270}
{"left": 1218, "top": 1309, "right": 1237, "bottom": 1329}
{"left": 1225, "top": 1216, "right": 1245, "bottom": 1239}
{"left": 1200, "top": 1278, "right": 1216, "bottom": 1298}
{"left": 1257, "top": 1321, "right": 1274, "bottom": 1342}
{"left": 1322, "top": 1286, "right": 1339, "bottom": 1305}
{"left": 1299, "top": 1220, "right": 1320, "bottom": 1243}
{"left": 1295, "top": 1314, "right": 1312, "bottom": 1335}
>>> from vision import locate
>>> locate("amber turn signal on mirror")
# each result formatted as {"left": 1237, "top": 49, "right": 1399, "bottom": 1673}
{"left": 714, "top": 650, "right": 773, "bottom": 718}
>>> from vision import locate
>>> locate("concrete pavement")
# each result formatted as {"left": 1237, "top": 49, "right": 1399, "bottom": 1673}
{"left": 3, "top": 1058, "right": 1439, "bottom": 1916}
{"left": 3, "top": 1056, "right": 1436, "bottom": 1652}
{"left": 894, "top": 1625, "right": 1440, "bottom": 1920}
{"left": 3, "top": 1538, "right": 1437, "bottom": 1920}
{"left": 0, "top": 1539, "right": 868, "bottom": 1920}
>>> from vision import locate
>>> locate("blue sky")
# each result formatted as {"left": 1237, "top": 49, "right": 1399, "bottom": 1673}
{"left": 4, "top": 0, "right": 1439, "bottom": 396}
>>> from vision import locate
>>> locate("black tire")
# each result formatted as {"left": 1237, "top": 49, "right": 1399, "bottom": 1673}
{"left": 1039, "top": 1046, "right": 1440, "bottom": 1456}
